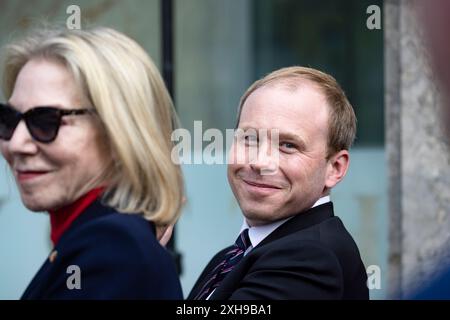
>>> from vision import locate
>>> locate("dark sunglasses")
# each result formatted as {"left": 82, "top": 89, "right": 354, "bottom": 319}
{"left": 0, "top": 103, "right": 94, "bottom": 143}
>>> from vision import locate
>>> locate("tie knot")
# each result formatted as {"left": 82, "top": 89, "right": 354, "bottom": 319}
{"left": 235, "top": 228, "right": 251, "bottom": 251}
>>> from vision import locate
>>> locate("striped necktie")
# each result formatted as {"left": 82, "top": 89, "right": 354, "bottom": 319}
{"left": 194, "top": 228, "right": 251, "bottom": 300}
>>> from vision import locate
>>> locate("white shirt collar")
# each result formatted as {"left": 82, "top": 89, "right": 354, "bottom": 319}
{"left": 312, "top": 195, "right": 331, "bottom": 208}
{"left": 239, "top": 195, "right": 331, "bottom": 251}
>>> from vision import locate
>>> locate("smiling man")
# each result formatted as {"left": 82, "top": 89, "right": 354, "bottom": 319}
{"left": 188, "top": 66, "right": 369, "bottom": 300}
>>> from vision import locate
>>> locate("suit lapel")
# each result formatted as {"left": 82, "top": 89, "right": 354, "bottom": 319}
{"left": 188, "top": 246, "right": 231, "bottom": 299}
{"left": 210, "top": 202, "right": 335, "bottom": 300}
{"left": 257, "top": 202, "right": 334, "bottom": 248}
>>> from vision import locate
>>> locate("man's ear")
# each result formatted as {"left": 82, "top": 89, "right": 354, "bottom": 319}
{"left": 325, "top": 150, "right": 350, "bottom": 189}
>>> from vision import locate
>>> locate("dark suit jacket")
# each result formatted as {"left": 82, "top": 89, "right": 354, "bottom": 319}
{"left": 22, "top": 200, "right": 182, "bottom": 299}
{"left": 188, "top": 202, "right": 368, "bottom": 300}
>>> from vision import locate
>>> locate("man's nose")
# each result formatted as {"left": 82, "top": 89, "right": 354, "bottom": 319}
{"left": 249, "top": 141, "right": 279, "bottom": 176}
{"left": 7, "top": 121, "right": 38, "bottom": 155}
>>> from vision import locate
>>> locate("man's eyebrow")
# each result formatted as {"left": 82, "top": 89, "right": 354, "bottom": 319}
{"left": 237, "top": 126, "right": 307, "bottom": 148}
{"left": 236, "top": 126, "right": 259, "bottom": 134}
{"left": 278, "top": 132, "right": 307, "bottom": 148}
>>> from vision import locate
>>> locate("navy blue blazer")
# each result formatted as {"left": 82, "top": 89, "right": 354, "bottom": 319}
{"left": 21, "top": 200, "right": 182, "bottom": 299}
{"left": 411, "top": 268, "right": 450, "bottom": 299}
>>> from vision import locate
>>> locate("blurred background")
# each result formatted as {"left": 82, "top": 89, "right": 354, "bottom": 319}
{"left": 0, "top": 0, "right": 448, "bottom": 300}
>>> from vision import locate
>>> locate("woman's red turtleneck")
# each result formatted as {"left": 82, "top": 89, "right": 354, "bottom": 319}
{"left": 49, "top": 187, "right": 104, "bottom": 246}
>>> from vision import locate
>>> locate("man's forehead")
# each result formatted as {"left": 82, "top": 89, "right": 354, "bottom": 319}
{"left": 258, "top": 77, "right": 323, "bottom": 94}
{"left": 241, "top": 86, "right": 328, "bottom": 120}
{"left": 244, "top": 80, "right": 327, "bottom": 111}
{"left": 238, "top": 91, "right": 329, "bottom": 142}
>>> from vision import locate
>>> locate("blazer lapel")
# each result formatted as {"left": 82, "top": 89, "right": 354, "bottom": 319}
{"left": 21, "top": 200, "right": 116, "bottom": 299}
{"left": 188, "top": 246, "right": 231, "bottom": 299}
{"left": 257, "top": 202, "right": 334, "bottom": 248}
{"left": 210, "top": 202, "right": 335, "bottom": 300}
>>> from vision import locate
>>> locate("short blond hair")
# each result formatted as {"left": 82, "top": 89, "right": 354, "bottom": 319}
{"left": 237, "top": 66, "right": 357, "bottom": 158}
{"left": 2, "top": 27, "right": 184, "bottom": 226}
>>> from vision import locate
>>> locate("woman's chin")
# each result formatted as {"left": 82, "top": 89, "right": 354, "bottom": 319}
{"left": 21, "top": 197, "right": 52, "bottom": 212}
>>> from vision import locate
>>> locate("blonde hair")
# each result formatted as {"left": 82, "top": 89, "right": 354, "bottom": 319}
{"left": 2, "top": 27, "right": 184, "bottom": 226}
{"left": 237, "top": 66, "right": 357, "bottom": 159}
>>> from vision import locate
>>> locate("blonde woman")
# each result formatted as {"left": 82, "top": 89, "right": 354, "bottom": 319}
{"left": 0, "top": 27, "right": 184, "bottom": 299}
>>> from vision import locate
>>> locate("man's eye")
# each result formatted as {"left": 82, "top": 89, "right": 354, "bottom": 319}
{"left": 280, "top": 142, "right": 297, "bottom": 151}
{"left": 244, "top": 135, "right": 258, "bottom": 145}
